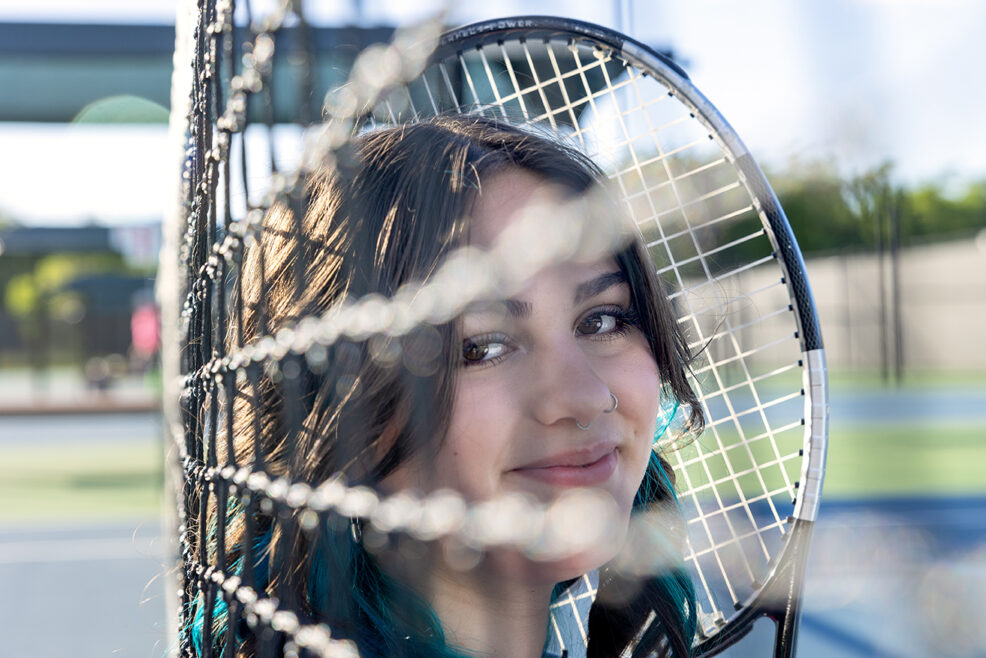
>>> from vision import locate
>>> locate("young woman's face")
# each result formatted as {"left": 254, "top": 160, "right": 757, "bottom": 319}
{"left": 382, "top": 169, "right": 661, "bottom": 579}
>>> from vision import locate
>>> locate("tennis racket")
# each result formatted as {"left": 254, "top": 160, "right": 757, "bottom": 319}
{"left": 373, "top": 16, "right": 828, "bottom": 657}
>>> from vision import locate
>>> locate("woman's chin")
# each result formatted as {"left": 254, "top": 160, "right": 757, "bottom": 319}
{"left": 534, "top": 548, "right": 617, "bottom": 584}
{"left": 483, "top": 531, "right": 627, "bottom": 587}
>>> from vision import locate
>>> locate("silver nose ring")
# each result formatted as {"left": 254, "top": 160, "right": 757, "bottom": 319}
{"left": 576, "top": 393, "right": 618, "bottom": 430}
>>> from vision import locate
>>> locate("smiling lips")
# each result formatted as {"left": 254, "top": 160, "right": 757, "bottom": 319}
{"left": 510, "top": 444, "right": 619, "bottom": 487}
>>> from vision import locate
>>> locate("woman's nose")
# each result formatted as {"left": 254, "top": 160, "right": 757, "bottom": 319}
{"left": 529, "top": 339, "right": 612, "bottom": 430}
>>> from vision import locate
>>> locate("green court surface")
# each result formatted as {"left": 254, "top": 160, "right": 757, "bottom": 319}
{"left": 821, "top": 374, "right": 986, "bottom": 497}
{"left": 823, "top": 422, "right": 986, "bottom": 498}
{"left": 0, "top": 439, "right": 163, "bottom": 521}
{"left": 2, "top": 422, "right": 983, "bottom": 523}
{"left": 673, "top": 421, "right": 986, "bottom": 503}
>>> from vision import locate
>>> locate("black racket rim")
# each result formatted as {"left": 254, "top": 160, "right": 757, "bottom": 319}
{"left": 435, "top": 15, "right": 690, "bottom": 81}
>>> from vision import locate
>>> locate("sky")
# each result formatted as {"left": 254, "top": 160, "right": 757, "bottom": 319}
{"left": 0, "top": 0, "right": 984, "bottom": 225}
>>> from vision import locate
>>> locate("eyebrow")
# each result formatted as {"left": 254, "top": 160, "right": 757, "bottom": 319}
{"left": 503, "top": 299, "right": 532, "bottom": 318}
{"left": 574, "top": 270, "right": 628, "bottom": 304}
{"left": 490, "top": 270, "right": 628, "bottom": 319}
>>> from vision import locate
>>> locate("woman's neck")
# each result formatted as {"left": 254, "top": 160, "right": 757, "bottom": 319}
{"left": 381, "top": 547, "right": 555, "bottom": 657}
{"left": 427, "top": 564, "right": 553, "bottom": 657}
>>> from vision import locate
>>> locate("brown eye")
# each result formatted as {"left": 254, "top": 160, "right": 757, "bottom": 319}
{"left": 463, "top": 341, "right": 489, "bottom": 362}
{"left": 461, "top": 334, "right": 512, "bottom": 367}
{"left": 579, "top": 315, "right": 604, "bottom": 334}
{"left": 577, "top": 313, "right": 619, "bottom": 336}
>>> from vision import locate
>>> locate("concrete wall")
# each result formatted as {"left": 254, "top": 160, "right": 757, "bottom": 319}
{"left": 805, "top": 235, "right": 986, "bottom": 372}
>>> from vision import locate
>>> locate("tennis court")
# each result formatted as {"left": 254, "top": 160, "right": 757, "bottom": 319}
{"left": 2, "top": 384, "right": 983, "bottom": 656}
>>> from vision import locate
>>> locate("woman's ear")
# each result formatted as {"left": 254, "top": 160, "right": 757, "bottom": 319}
{"left": 371, "top": 411, "right": 414, "bottom": 492}
{"left": 374, "top": 415, "right": 404, "bottom": 460}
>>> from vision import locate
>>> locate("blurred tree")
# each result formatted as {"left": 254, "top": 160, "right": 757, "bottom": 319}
{"left": 5, "top": 252, "right": 126, "bottom": 319}
{"left": 714, "top": 160, "right": 865, "bottom": 266}
{"left": 3, "top": 251, "right": 131, "bottom": 370}
{"left": 671, "top": 160, "right": 986, "bottom": 270}
{"left": 762, "top": 163, "right": 985, "bottom": 256}
{"left": 843, "top": 162, "right": 893, "bottom": 249}
{"left": 779, "top": 161, "right": 868, "bottom": 252}
{"left": 901, "top": 178, "right": 986, "bottom": 244}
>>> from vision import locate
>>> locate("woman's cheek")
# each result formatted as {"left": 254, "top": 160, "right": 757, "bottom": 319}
{"left": 442, "top": 376, "right": 513, "bottom": 501}
{"left": 615, "top": 345, "right": 663, "bottom": 492}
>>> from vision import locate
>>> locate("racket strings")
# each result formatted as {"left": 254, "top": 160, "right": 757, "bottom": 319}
{"left": 685, "top": 306, "right": 793, "bottom": 354}
{"left": 547, "top": 45, "right": 801, "bottom": 631}
{"left": 626, "top": 172, "right": 743, "bottom": 219}
{"left": 599, "top": 83, "right": 777, "bottom": 598}
{"left": 492, "top": 30, "right": 799, "bottom": 636}
{"left": 409, "top": 35, "right": 807, "bottom": 638}
{"left": 636, "top": 150, "right": 782, "bottom": 619}
{"left": 678, "top": 384, "right": 795, "bottom": 573}
{"left": 546, "top": 573, "right": 597, "bottom": 653}
{"left": 520, "top": 40, "right": 809, "bottom": 640}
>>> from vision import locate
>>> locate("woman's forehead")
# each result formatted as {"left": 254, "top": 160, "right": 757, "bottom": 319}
{"left": 461, "top": 261, "right": 627, "bottom": 321}
{"left": 464, "top": 165, "right": 630, "bottom": 309}
{"left": 469, "top": 168, "right": 565, "bottom": 249}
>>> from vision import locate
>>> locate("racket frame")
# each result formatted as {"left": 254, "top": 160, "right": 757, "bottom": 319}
{"left": 427, "top": 16, "right": 829, "bottom": 657}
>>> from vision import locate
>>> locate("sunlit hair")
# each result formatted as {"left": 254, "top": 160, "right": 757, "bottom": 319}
{"left": 189, "top": 115, "right": 705, "bottom": 657}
